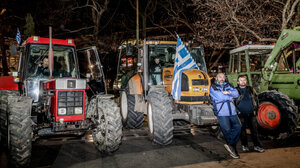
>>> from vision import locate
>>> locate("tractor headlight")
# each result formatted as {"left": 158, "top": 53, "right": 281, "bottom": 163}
{"left": 74, "top": 107, "right": 83, "bottom": 115}
{"left": 58, "top": 108, "right": 66, "bottom": 115}
{"left": 193, "top": 87, "right": 200, "bottom": 92}
{"left": 113, "top": 80, "right": 122, "bottom": 90}
{"left": 202, "top": 87, "right": 208, "bottom": 92}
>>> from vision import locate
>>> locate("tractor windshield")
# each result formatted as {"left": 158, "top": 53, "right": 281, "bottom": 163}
{"left": 148, "top": 44, "right": 207, "bottom": 71}
{"left": 190, "top": 47, "right": 208, "bottom": 73}
{"left": 148, "top": 44, "right": 207, "bottom": 85}
{"left": 25, "top": 44, "right": 77, "bottom": 79}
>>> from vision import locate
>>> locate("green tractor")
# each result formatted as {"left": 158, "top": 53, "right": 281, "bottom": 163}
{"left": 227, "top": 27, "right": 300, "bottom": 139}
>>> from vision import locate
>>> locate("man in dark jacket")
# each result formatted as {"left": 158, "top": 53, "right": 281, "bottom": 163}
{"left": 36, "top": 57, "right": 49, "bottom": 77}
{"left": 210, "top": 73, "right": 241, "bottom": 159}
{"left": 150, "top": 57, "right": 163, "bottom": 85}
{"left": 235, "top": 75, "right": 264, "bottom": 153}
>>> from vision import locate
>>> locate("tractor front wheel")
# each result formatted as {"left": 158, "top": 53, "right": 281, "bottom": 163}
{"left": 147, "top": 89, "right": 174, "bottom": 145}
{"left": 90, "top": 96, "right": 122, "bottom": 154}
{"left": 7, "top": 96, "right": 32, "bottom": 168}
{"left": 258, "top": 90, "right": 298, "bottom": 139}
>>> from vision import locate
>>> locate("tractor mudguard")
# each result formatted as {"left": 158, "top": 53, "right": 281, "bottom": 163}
{"left": 128, "top": 74, "right": 143, "bottom": 95}
{"left": 0, "top": 76, "right": 18, "bottom": 90}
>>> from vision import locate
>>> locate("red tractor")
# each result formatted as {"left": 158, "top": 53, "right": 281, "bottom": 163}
{"left": 0, "top": 33, "right": 122, "bottom": 167}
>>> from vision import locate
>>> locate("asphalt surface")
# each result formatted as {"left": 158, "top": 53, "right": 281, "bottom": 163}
{"left": 1, "top": 125, "right": 300, "bottom": 168}
{"left": 32, "top": 126, "right": 223, "bottom": 168}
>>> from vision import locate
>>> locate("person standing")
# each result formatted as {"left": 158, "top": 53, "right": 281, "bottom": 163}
{"left": 235, "top": 75, "right": 264, "bottom": 153}
{"left": 210, "top": 73, "right": 241, "bottom": 159}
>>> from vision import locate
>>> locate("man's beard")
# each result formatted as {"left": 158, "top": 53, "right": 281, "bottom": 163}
{"left": 217, "top": 81, "right": 224, "bottom": 85}
{"left": 239, "top": 84, "right": 247, "bottom": 87}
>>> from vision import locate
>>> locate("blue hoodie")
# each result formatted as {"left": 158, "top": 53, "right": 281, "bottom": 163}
{"left": 209, "top": 81, "right": 239, "bottom": 116}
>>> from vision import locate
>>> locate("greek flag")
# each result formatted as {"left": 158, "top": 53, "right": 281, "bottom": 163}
{"left": 171, "top": 34, "right": 198, "bottom": 100}
{"left": 16, "top": 28, "right": 21, "bottom": 44}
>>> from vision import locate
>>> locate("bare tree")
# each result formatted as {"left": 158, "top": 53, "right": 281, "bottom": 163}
{"left": 72, "top": 0, "right": 109, "bottom": 44}
{"left": 129, "top": 0, "right": 158, "bottom": 39}
{"left": 190, "top": 0, "right": 300, "bottom": 47}
{"left": 274, "top": 0, "right": 300, "bottom": 29}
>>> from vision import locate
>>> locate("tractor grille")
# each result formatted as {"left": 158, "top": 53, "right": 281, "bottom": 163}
{"left": 181, "top": 73, "right": 189, "bottom": 91}
{"left": 181, "top": 96, "right": 210, "bottom": 102}
{"left": 192, "top": 79, "right": 209, "bottom": 85}
{"left": 57, "top": 91, "right": 83, "bottom": 115}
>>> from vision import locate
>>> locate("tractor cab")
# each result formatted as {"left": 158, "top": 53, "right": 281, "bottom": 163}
{"left": 147, "top": 42, "right": 208, "bottom": 86}
{"left": 114, "top": 44, "right": 138, "bottom": 90}
{"left": 114, "top": 41, "right": 208, "bottom": 91}
{"left": 19, "top": 37, "right": 79, "bottom": 103}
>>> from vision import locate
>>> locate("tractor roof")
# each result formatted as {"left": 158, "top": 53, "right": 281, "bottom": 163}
{"left": 22, "top": 36, "right": 75, "bottom": 47}
{"left": 230, "top": 45, "right": 274, "bottom": 55}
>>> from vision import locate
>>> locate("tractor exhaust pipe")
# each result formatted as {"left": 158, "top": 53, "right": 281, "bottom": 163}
{"left": 48, "top": 26, "right": 54, "bottom": 79}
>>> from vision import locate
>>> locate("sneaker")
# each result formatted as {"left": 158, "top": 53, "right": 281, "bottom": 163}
{"left": 235, "top": 147, "right": 240, "bottom": 157}
{"left": 254, "top": 146, "right": 265, "bottom": 153}
{"left": 224, "top": 144, "right": 240, "bottom": 159}
{"left": 242, "top": 145, "right": 250, "bottom": 152}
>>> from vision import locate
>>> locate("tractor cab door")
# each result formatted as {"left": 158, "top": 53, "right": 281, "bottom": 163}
{"left": 77, "top": 46, "right": 107, "bottom": 95}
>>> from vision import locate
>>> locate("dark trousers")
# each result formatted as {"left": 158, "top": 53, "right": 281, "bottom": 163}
{"left": 218, "top": 115, "right": 241, "bottom": 147}
{"left": 239, "top": 115, "right": 261, "bottom": 147}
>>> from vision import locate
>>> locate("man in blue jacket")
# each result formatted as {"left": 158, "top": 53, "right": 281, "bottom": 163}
{"left": 210, "top": 73, "right": 241, "bottom": 159}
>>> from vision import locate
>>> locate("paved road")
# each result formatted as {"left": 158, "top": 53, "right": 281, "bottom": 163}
{"left": 30, "top": 126, "right": 224, "bottom": 168}
{"left": 1, "top": 126, "right": 300, "bottom": 168}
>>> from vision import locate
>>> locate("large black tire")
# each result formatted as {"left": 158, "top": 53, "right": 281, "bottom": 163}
{"left": 7, "top": 96, "right": 33, "bottom": 167}
{"left": 258, "top": 90, "right": 299, "bottom": 139}
{"left": 147, "top": 89, "right": 174, "bottom": 145}
{"left": 125, "top": 94, "right": 144, "bottom": 129}
{"left": 0, "top": 90, "right": 18, "bottom": 144}
{"left": 89, "top": 95, "right": 122, "bottom": 154}
{"left": 120, "top": 86, "right": 144, "bottom": 129}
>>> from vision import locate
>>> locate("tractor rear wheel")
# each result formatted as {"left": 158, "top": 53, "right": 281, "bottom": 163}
{"left": 258, "top": 90, "right": 299, "bottom": 139}
{"left": 7, "top": 96, "right": 33, "bottom": 168}
{"left": 120, "top": 88, "right": 144, "bottom": 129}
{"left": 0, "top": 90, "right": 18, "bottom": 144}
{"left": 91, "top": 96, "right": 122, "bottom": 154}
{"left": 147, "top": 89, "right": 173, "bottom": 145}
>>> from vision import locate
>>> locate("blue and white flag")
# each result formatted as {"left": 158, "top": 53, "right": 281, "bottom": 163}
{"left": 171, "top": 34, "right": 198, "bottom": 100}
{"left": 16, "top": 28, "right": 21, "bottom": 44}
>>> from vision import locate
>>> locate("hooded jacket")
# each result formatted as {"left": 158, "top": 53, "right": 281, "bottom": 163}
{"left": 210, "top": 81, "right": 239, "bottom": 116}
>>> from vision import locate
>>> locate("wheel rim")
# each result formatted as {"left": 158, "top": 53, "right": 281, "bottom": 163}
{"left": 147, "top": 101, "right": 154, "bottom": 136}
{"left": 120, "top": 91, "right": 128, "bottom": 122}
{"left": 257, "top": 102, "right": 281, "bottom": 129}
